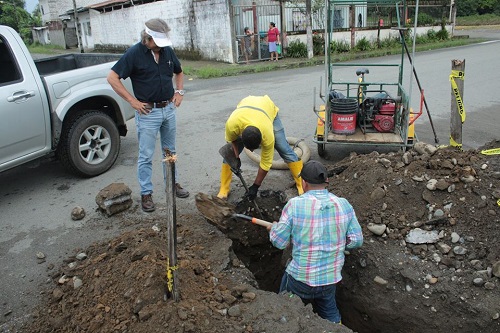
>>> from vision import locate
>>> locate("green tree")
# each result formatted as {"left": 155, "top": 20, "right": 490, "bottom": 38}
{"left": 0, "top": 1, "right": 38, "bottom": 44}
{"left": 456, "top": 0, "right": 500, "bottom": 16}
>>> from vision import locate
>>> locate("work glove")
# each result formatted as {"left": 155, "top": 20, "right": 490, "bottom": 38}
{"left": 246, "top": 183, "right": 260, "bottom": 201}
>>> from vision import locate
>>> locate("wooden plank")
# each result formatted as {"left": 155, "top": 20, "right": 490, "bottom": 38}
{"left": 326, "top": 128, "right": 403, "bottom": 144}
{"left": 163, "top": 148, "right": 180, "bottom": 302}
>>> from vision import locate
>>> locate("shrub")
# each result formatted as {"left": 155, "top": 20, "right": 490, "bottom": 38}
{"left": 417, "top": 13, "right": 435, "bottom": 26}
{"left": 355, "top": 36, "right": 372, "bottom": 51}
{"left": 330, "top": 39, "right": 350, "bottom": 53}
{"left": 415, "top": 34, "right": 429, "bottom": 44}
{"left": 426, "top": 29, "right": 438, "bottom": 40}
{"left": 379, "top": 36, "right": 400, "bottom": 49}
{"left": 436, "top": 28, "right": 449, "bottom": 40}
{"left": 436, "top": 19, "right": 449, "bottom": 40}
{"left": 313, "top": 33, "right": 325, "bottom": 56}
{"left": 287, "top": 40, "right": 307, "bottom": 58}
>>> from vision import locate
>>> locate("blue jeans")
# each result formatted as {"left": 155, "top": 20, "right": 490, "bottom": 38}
{"left": 228, "top": 114, "right": 299, "bottom": 163}
{"left": 135, "top": 103, "right": 177, "bottom": 195}
{"left": 279, "top": 272, "right": 341, "bottom": 323}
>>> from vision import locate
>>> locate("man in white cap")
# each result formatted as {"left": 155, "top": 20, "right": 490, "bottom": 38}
{"left": 108, "top": 18, "right": 189, "bottom": 212}
{"left": 268, "top": 160, "right": 363, "bottom": 323}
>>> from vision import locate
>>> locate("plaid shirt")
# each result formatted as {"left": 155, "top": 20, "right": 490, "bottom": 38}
{"left": 270, "top": 189, "right": 363, "bottom": 286}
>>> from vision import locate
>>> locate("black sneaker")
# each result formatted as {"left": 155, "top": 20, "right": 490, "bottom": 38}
{"left": 175, "top": 183, "right": 190, "bottom": 198}
{"left": 141, "top": 194, "right": 155, "bottom": 212}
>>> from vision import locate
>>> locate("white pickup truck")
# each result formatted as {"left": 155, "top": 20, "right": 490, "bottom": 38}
{"left": 0, "top": 25, "right": 135, "bottom": 177}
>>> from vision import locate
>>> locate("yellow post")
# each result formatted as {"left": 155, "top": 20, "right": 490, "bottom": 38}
{"left": 316, "top": 105, "right": 326, "bottom": 136}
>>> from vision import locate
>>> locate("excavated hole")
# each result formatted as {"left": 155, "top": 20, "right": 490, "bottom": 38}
{"left": 222, "top": 190, "right": 365, "bottom": 332}
{"left": 225, "top": 190, "right": 288, "bottom": 292}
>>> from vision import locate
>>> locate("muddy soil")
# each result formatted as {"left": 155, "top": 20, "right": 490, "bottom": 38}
{"left": 15, "top": 141, "right": 500, "bottom": 333}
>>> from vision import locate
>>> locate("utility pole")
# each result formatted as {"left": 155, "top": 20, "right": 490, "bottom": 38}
{"left": 72, "top": 0, "right": 84, "bottom": 53}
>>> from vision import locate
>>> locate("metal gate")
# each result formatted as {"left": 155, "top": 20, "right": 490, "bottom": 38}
{"left": 232, "top": 3, "right": 280, "bottom": 63}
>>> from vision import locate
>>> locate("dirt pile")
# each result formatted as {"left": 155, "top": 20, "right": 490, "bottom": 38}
{"left": 16, "top": 140, "right": 500, "bottom": 333}
{"left": 329, "top": 141, "right": 500, "bottom": 333}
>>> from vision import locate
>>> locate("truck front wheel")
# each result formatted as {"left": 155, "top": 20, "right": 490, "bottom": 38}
{"left": 58, "top": 112, "right": 120, "bottom": 177}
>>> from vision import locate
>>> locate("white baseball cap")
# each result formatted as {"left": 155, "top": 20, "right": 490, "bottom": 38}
{"left": 145, "top": 26, "right": 172, "bottom": 47}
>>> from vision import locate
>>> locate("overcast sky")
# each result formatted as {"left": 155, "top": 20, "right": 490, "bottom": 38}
{"left": 25, "top": 0, "right": 38, "bottom": 13}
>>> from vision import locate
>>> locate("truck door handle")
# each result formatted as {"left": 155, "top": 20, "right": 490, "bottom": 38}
{"left": 7, "top": 90, "right": 36, "bottom": 102}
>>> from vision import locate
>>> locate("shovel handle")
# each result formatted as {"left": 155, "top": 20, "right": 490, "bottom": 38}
{"left": 251, "top": 217, "right": 273, "bottom": 228}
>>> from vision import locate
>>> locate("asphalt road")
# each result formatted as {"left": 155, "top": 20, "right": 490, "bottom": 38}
{"left": 1, "top": 31, "right": 499, "bottom": 329}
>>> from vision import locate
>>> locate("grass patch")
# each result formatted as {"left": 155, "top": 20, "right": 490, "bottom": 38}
{"left": 183, "top": 36, "right": 484, "bottom": 79}
{"left": 28, "top": 43, "right": 65, "bottom": 54}
{"left": 456, "top": 15, "right": 500, "bottom": 26}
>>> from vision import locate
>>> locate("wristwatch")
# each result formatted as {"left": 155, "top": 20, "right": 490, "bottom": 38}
{"left": 175, "top": 89, "right": 185, "bottom": 96}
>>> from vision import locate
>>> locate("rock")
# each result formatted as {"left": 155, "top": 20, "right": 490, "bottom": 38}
{"left": 422, "top": 190, "right": 435, "bottom": 204}
{"left": 76, "top": 252, "right": 87, "bottom": 261}
{"left": 72, "top": 277, "right": 83, "bottom": 289}
{"left": 475, "top": 270, "right": 491, "bottom": 280}
{"left": 228, "top": 305, "right": 241, "bottom": 317}
{"left": 242, "top": 292, "right": 256, "bottom": 301}
{"left": 374, "top": 276, "right": 388, "bottom": 285}
{"left": 394, "top": 161, "right": 405, "bottom": 169}
{"left": 71, "top": 206, "right": 86, "bottom": 220}
{"left": 470, "top": 260, "right": 482, "bottom": 270}
{"left": 58, "top": 275, "right": 70, "bottom": 284}
{"left": 436, "top": 242, "right": 451, "bottom": 254}
{"left": 405, "top": 228, "right": 439, "bottom": 244}
{"left": 231, "top": 285, "right": 249, "bottom": 297}
{"left": 412, "top": 175, "right": 425, "bottom": 182}
{"left": 378, "top": 158, "right": 391, "bottom": 168}
{"left": 414, "top": 142, "right": 437, "bottom": 156}
{"left": 426, "top": 179, "right": 438, "bottom": 191}
{"left": 431, "top": 253, "right": 441, "bottom": 263}
{"left": 177, "top": 308, "right": 188, "bottom": 320}
{"left": 367, "top": 223, "right": 386, "bottom": 236}
{"left": 138, "top": 308, "right": 153, "bottom": 321}
{"left": 402, "top": 152, "right": 412, "bottom": 165}
{"left": 481, "top": 163, "right": 488, "bottom": 170}
{"left": 440, "top": 257, "right": 454, "bottom": 267}
{"left": 52, "top": 288, "right": 64, "bottom": 302}
{"left": 492, "top": 261, "right": 500, "bottom": 278}
{"left": 447, "top": 184, "right": 456, "bottom": 193}
{"left": 435, "top": 179, "right": 449, "bottom": 191}
{"left": 95, "top": 183, "right": 133, "bottom": 216}
{"left": 453, "top": 246, "right": 467, "bottom": 255}
{"left": 472, "top": 278, "right": 484, "bottom": 286}
{"left": 36, "top": 252, "right": 46, "bottom": 259}
{"left": 433, "top": 209, "right": 445, "bottom": 218}
{"left": 370, "top": 187, "right": 386, "bottom": 200}
{"left": 484, "top": 282, "right": 495, "bottom": 290}
{"left": 460, "top": 175, "right": 475, "bottom": 183}
{"left": 222, "top": 293, "right": 237, "bottom": 305}
{"left": 451, "top": 232, "right": 460, "bottom": 243}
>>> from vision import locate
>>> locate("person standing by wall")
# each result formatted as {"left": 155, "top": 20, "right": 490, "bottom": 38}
{"left": 107, "top": 18, "right": 190, "bottom": 213}
{"left": 242, "top": 27, "right": 254, "bottom": 64}
{"left": 268, "top": 160, "right": 363, "bottom": 323}
{"left": 267, "top": 22, "right": 280, "bottom": 61}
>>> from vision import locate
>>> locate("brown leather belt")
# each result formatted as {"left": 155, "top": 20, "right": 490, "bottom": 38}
{"left": 144, "top": 100, "right": 172, "bottom": 109}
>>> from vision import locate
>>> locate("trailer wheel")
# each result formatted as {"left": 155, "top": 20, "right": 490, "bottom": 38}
{"left": 58, "top": 112, "right": 120, "bottom": 177}
{"left": 243, "top": 137, "right": 310, "bottom": 170}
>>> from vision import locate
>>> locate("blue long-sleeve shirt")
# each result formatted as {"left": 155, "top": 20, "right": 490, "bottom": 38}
{"left": 270, "top": 189, "right": 363, "bottom": 286}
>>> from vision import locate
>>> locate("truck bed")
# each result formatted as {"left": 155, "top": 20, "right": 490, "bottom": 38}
{"left": 35, "top": 53, "right": 122, "bottom": 75}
